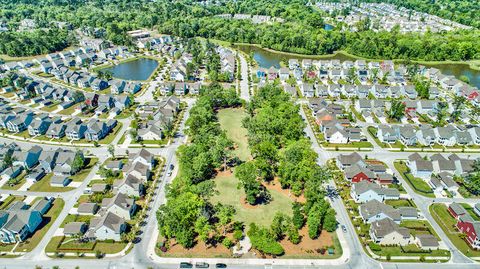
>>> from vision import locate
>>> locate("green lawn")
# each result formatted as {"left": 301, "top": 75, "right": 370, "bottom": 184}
{"left": 41, "top": 104, "right": 58, "bottom": 112}
{"left": 1, "top": 172, "right": 27, "bottom": 190}
{"left": 385, "top": 199, "right": 416, "bottom": 208}
{"left": 0, "top": 195, "right": 25, "bottom": 210}
{"left": 210, "top": 172, "right": 293, "bottom": 227}
{"left": 217, "top": 108, "right": 251, "bottom": 161}
{"left": 70, "top": 158, "right": 98, "bottom": 182}
{"left": 60, "top": 214, "right": 95, "bottom": 228}
{"left": 323, "top": 141, "right": 373, "bottom": 149}
{"left": 100, "top": 123, "right": 123, "bottom": 144}
{"left": 400, "top": 220, "right": 440, "bottom": 238}
{"left": 460, "top": 203, "right": 480, "bottom": 221}
{"left": 46, "top": 236, "right": 127, "bottom": 254}
{"left": 15, "top": 199, "right": 65, "bottom": 252}
{"left": 394, "top": 162, "right": 435, "bottom": 198}
{"left": 28, "top": 173, "right": 75, "bottom": 192}
{"left": 430, "top": 203, "right": 480, "bottom": 257}
{"left": 370, "top": 243, "right": 450, "bottom": 257}
{"left": 58, "top": 103, "right": 81, "bottom": 115}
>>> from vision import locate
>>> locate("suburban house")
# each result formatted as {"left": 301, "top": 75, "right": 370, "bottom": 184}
{"left": 344, "top": 164, "right": 376, "bottom": 183}
{"left": 350, "top": 181, "right": 400, "bottom": 203}
{"left": 0, "top": 198, "right": 52, "bottom": 243}
{"left": 359, "top": 200, "right": 401, "bottom": 224}
{"left": 100, "top": 193, "right": 137, "bottom": 220}
{"left": 369, "top": 218, "right": 412, "bottom": 246}
{"left": 86, "top": 212, "right": 126, "bottom": 241}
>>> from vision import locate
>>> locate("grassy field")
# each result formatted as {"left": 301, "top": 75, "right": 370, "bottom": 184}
{"left": 210, "top": 172, "right": 293, "bottom": 227}
{"left": 217, "top": 108, "right": 251, "bottom": 161}
{"left": 394, "top": 162, "right": 435, "bottom": 198}
{"left": 15, "top": 198, "right": 65, "bottom": 252}
{"left": 430, "top": 203, "right": 480, "bottom": 257}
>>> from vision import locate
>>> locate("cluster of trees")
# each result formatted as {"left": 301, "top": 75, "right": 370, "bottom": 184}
{"left": 238, "top": 84, "right": 337, "bottom": 255}
{"left": 157, "top": 84, "right": 242, "bottom": 248}
{"left": 463, "top": 160, "right": 480, "bottom": 196}
{"left": 0, "top": 28, "right": 72, "bottom": 56}
{"left": 1, "top": 0, "right": 478, "bottom": 60}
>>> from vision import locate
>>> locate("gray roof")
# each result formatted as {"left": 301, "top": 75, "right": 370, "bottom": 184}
{"left": 91, "top": 183, "right": 107, "bottom": 193}
{"left": 360, "top": 200, "right": 400, "bottom": 222}
{"left": 370, "top": 218, "right": 410, "bottom": 238}
{"left": 414, "top": 160, "right": 433, "bottom": 172}
{"left": 417, "top": 234, "right": 439, "bottom": 247}
{"left": 77, "top": 203, "right": 99, "bottom": 214}
{"left": 345, "top": 164, "right": 376, "bottom": 180}
{"left": 101, "top": 193, "right": 134, "bottom": 211}
{"left": 63, "top": 222, "right": 86, "bottom": 235}
{"left": 91, "top": 212, "right": 124, "bottom": 233}
{"left": 399, "top": 207, "right": 417, "bottom": 218}
{"left": 352, "top": 181, "right": 399, "bottom": 198}
{"left": 338, "top": 152, "right": 363, "bottom": 167}
{"left": 449, "top": 202, "right": 467, "bottom": 216}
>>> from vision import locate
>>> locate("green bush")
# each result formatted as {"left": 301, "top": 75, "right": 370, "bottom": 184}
{"left": 222, "top": 238, "right": 234, "bottom": 249}
{"left": 233, "top": 230, "right": 243, "bottom": 241}
{"left": 368, "top": 242, "right": 382, "bottom": 252}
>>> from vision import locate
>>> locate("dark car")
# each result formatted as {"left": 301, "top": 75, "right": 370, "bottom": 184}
{"left": 170, "top": 164, "right": 175, "bottom": 170}
{"left": 215, "top": 264, "right": 227, "bottom": 268}
{"left": 195, "top": 262, "right": 209, "bottom": 268}
{"left": 179, "top": 262, "right": 193, "bottom": 269}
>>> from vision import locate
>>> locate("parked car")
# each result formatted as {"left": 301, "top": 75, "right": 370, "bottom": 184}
{"left": 179, "top": 262, "right": 193, "bottom": 269}
{"left": 195, "top": 262, "right": 209, "bottom": 268}
{"left": 215, "top": 264, "right": 227, "bottom": 268}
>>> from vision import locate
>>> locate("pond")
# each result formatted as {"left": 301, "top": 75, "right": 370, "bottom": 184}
{"left": 102, "top": 58, "right": 158, "bottom": 81}
{"left": 423, "top": 63, "right": 480, "bottom": 89}
{"left": 236, "top": 44, "right": 357, "bottom": 69}
{"left": 236, "top": 44, "right": 480, "bottom": 88}
{"left": 324, "top": 24, "right": 334, "bottom": 31}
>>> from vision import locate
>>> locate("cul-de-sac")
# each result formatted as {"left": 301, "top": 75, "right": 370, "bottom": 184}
{"left": 0, "top": 1, "right": 479, "bottom": 269}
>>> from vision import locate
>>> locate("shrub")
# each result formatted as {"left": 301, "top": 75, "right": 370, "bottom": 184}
{"left": 233, "top": 230, "right": 243, "bottom": 241}
{"left": 368, "top": 242, "right": 382, "bottom": 252}
{"left": 222, "top": 238, "right": 234, "bottom": 249}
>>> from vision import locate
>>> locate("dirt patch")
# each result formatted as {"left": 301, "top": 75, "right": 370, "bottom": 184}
{"left": 280, "top": 226, "right": 333, "bottom": 256}
{"left": 263, "top": 178, "right": 306, "bottom": 203}
{"left": 165, "top": 240, "right": 232, "bottom": 258}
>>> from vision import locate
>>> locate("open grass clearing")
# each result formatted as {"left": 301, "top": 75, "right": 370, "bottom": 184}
{"left": 217, "top": 108, "right": 251, "bottom": 161}
{"left": 210, "top": 171, "right": 293, "bottom": 227}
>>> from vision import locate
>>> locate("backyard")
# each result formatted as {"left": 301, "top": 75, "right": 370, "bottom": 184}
{"left": 394, "top": 161, "right": 435, "bottom": 198}
{"left": 430, "top": 203, "right": 480, "bottom": 257}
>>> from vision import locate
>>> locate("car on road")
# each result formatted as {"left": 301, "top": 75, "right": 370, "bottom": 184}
{"left": 341, "top": 225, "right": 347, "bottom": 233}
{"left": 179, "top": 262, "right": 193, "bottom": 268}
{"left": 195, "top": 262, "right": 209, "bottom": 268}
{"left": 215, "top": 264, "right": 227, "bottom": 268}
